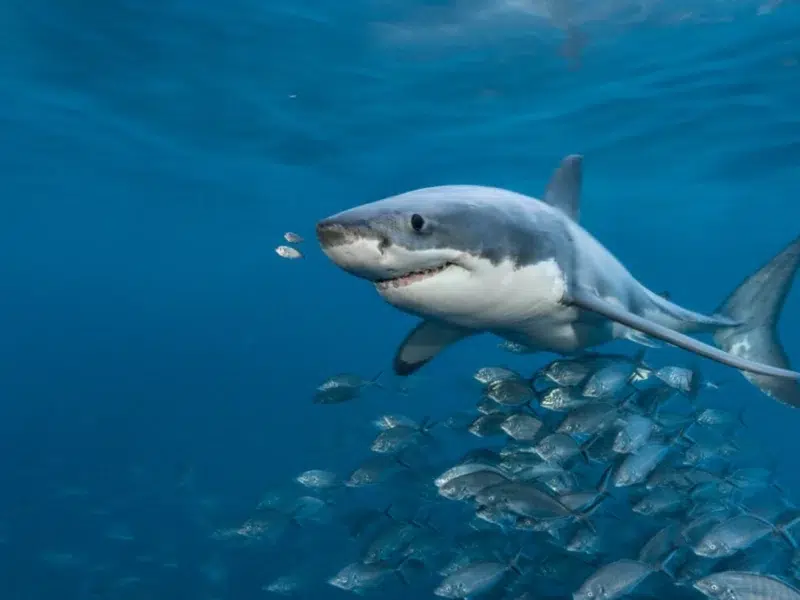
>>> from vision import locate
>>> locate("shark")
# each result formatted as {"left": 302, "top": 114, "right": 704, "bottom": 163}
{"left": 315, "top": 155, "right": 800, "bottom": 407}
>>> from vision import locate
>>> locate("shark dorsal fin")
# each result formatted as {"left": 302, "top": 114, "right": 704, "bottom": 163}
{"left": 544, "top": 154, "right": 583, "bottom": 221}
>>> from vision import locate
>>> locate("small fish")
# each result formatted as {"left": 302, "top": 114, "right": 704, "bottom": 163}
{"left": 613, "top": 414, "right": 654, "bottom": 454}
{"left": 695, "top": 407, "right": 746, "bottom": 429}
{"left": 500, "top": 413, "right": 543, "bottom": 442}
{"left": 468, "top": 413, "right": 509, "bottom": 438}
{"left": 328, "top": 559, "right": 414, "bottom": 593}
{"left": 582, "top": 361, "right": 636, "bottom": 399}
{"left": 438, "top": 469, "right": 510, "bottom": 502}
{"left": 373, "top": 414, "right": 418, "bottom": 430}
{"left": 476, "top": 398, "right": 503, "bottom": 415}
{"left": 556, "top": 403, "right": 618, "bottom": 437}
{"left": 536, "top": 357, "right": 596, "bottom": 387}
{"left": 498, "top": 340, "right": 537, "bottom": 354}
{"left": 434, "top": 556, "right": 521, "bottom": 598}
{"left": 539, "top": 386, "right": 590, "bottom": 411}
{"left": 694, "top": 570, "right": 800, "bottom": 599}
{"left": 566, "top": 527, "right": 603, "bottom": 555}
{"left": 435, "top": 462, "right": 506, "bottom": 489}
{"left": 632, "top": 487, "right": 684, "bottom": 517}
{"left": 370, "top": 419, "right": 434, "bottom": 454}
{"left": 473, "top": 367, "right": 521, "bottom": 386}
{"left": 485, "top": 378, "right": 535, "bottom": 407}
{"left": 534, "top": 433, "right": 584, "bottom": 465}
{"left": 613, "top": 442, "right": 670, "bottom": 487}
{"left": 638, "top": 523, "right": 681, "bottom": 564}
{"left": 693, "top": 514, "right": 787, "bottom": 558}
{"left": 314, "top": 372, "right": 383, "bottom": 404}
{"left": 345, "top": 455, "right": 403, "bottom": 487}
{"left": 573, "top": 558, "right": 661, "bottom": 600}
{"left": 275, "top": 245, "right": 303, "bottom": 259}
{"left": 295, "top": 469, "right": 339, "bottom": 490}
{"left": 283, "top": 232, "right": 304, "bottom": 243}
{"left": 263, "top": 573, "right": 304, "bottom": 595}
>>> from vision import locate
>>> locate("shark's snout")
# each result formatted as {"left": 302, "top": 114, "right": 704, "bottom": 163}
{"left": 315, "top": 217, "right": 389, "bottom": 280}
{"left": 316, "top": 220, "right": 349, "bottom": 249}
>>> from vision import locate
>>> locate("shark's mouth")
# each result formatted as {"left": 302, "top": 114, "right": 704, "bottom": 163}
{"left": 375, "top": 263, "right": 454, "bottom": 290}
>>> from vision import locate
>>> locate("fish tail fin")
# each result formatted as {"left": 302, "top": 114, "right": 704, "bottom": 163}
{"left": 634, "top": 348, "right": 649, "bottom": 366}
{"left": 369, "top": 370, "right": 388, "bottom": 391}
{"left": 573, "top": 501, "right": 604, "bottom": 533}
{"left": 627, "top": 349, "right": 652, "bottom": 385}
{"left": 595, "top": 464, "right": 615, "bottom": 500}
{"left": 578, "top": 433, "right": 603, "bottom": 465}
{"left": 656, "top": 548, "right": 679, "bottom": 580}
{"left": 712, "top": 236, "right": 800, "bottom": 407}
{"left": 394, "top": 454, "right": 413, "bottom": 470}
{"left": 394, "top": 557, "right": 416, "bottom": 585}
{"left": 736, "top": 405, "right": 749, "bottom": 428}
{"left": 419, "top": 416, "right": 438, "bottom": 436}
{"left": 508, "top": 549, "right": 525, "bottom": 576}
{"left": 771, "top": 479, "right": 788, "bottom": 496}
{"left": 730, "top": 500, "right": 790, "bottom": 545}
{"left": 779, "top": 525, "right": 798, "bottom": 549}
{"left": 671, "top": 422, "right": 694, "bottom": 447}
{"left": 416, "top": 512, "right": 440, "bottom": 534}
{"left": 686, "top": 360, "right": 704, "bottom": 403}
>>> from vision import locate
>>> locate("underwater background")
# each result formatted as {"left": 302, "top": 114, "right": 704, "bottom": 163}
{"left": 1, "top": 0, "right": 800, "bottom": 598}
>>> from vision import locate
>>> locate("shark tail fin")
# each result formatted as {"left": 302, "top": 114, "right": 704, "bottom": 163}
{"left": 712, "top": 236, "right": 800, "bottom": 408}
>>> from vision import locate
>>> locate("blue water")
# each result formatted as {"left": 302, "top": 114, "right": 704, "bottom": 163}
{"left": 1, "top": 0, "right": 799, "bottom": 597}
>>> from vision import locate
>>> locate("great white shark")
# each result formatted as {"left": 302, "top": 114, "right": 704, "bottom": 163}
{"left": 316, "top": 155, "right": 800, "bottom": 408}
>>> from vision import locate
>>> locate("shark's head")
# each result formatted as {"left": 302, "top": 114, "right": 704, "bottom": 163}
{"left": 316, "top": 185, "right": 570, "bottom": 325}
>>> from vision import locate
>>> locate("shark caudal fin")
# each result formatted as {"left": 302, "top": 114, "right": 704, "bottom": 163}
{"left": 712, "top": 236, "right": 800, "bottom": 408}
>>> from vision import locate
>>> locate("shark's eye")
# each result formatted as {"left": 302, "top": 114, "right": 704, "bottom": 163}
{"left": 410, "top": 213, "right": 425, "bottom": 232}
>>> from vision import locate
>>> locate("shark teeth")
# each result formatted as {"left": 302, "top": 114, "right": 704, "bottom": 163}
{"left": 376, "top": 263, "right": 452, "bottom": 290}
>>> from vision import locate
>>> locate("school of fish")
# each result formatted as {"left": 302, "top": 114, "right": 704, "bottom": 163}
{"left": 215, "top": 349, "right": 800, "bottom": 600}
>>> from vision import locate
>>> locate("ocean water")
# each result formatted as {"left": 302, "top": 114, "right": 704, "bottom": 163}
{"left": 1, "top": 0, "right": 800, "bottom": 598}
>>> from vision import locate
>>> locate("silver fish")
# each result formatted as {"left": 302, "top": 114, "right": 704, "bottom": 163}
{"left": 498, "top": 340, "right": 537, "bottom": 354}
{"left": 434, "top": 559, "right": 519, "bottom": 598}
{"left": 275, "top": 245, "right": 303, "bottom": 259}
{"left": 438, "top": 470, "right": 510, "bottom": 502}
{"left": 694, "top": 570, "right": 800, "bottom": 599}
{"left": 632, "top": 486, "right": 684, "bottom": 516}
{"left": 283, "top": 231, "right": 304, "bottom": 243}
{"left": 613, "top": 442, "right": 670, "bottom": 487}
{"left": 612, "top": 414, "right": 653, "bottom": 454}
{"left": 539, "top": 386, "right": 591, "bottom": 411}
{"left": 500, "top": 413, "right": 543, "bottom": 441}
{"left": 295, "top": 469, "right": 339, "bottom": 490}
{"left": 693, "top": 514, "right": 780, "bottom": 558}
{"left": 435, "top": 463, "right": 507, "bottom": 489}
{"left": 486, "top": 378, "right": 535, "bottom": 407}
{"left": 534, "top": 433, "right": 583, "bottom": 464}
{"left": 573, "top": 559, "right": 657, "bottom": 600}
{"left": 557, "top": 403, "right": 618, "bottom": 437}
{"left": 474, "top": 367, "right": 521, "bottom": 386}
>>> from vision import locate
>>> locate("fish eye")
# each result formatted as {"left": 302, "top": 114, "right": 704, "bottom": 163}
{"left": 410, "top": 213, "right": 425, "bottom": 232}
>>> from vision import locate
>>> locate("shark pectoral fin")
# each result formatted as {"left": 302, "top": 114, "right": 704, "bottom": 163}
{"left": 567, "top": 289, "right": 800, "bottom": 381}
{"left": 544, "top": 154, "right": 582, "bottom": 221}
{"left": 394, "top": 320, "right": 473, "bottom": 376}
